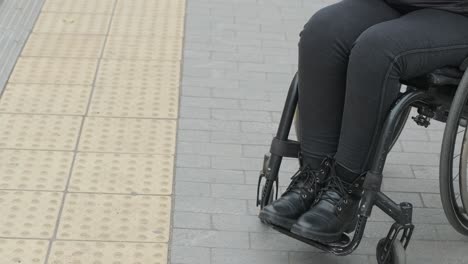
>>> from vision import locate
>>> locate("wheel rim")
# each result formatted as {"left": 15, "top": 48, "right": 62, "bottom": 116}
{"left": 446, "top": 117, "right": 468, "bottom": 229}
{"left": 459, "top": 123, "right": 468, "bottom": 212}
{"left": 440, "top": 72, "right": 468, "bottom": 234}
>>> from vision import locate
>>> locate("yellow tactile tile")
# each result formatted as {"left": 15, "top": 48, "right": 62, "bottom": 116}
{"left": 89, "top": 84, "right": 178, "bottom": 118}
{"left": 96, "top": 59, "right": 180, "bottom": 88}
{"left": 34, "top": 13, "right": 111, "bottom": 35}
{"left": 103, "top": 35, "right": 182, "bottom": 61}
{"left": 0, "top": 239, "right": 48, "bottom": 263}
{"left": 22, "top": 34, "right": 105, "bottom": 58}
{"left": 69, "top": 153, "right": 173, "bottom": 194}
{"left": 115, "top": 0, "right": 185, "bottom": 17}
{"left": 49, "top": 241, "right": 167, "bottom": 264}
{"left": 0, "top": 191, "right": 62, "bottom": 238}
{"left": 78, "top": 117, "right": 176, "bottom": 154}
{"left": 42, "top": 0, "right": 115, "bottom": 14}
{"left": 0, "top": 114, "right": 82, "bottom": 150}
{"left": 0, "top": 84, "right": 91, "bottom": 115}
{"left": 57, "top": 193, "right": 171, "bottom": 242}
{"left": 9, "top": 57, "right": 98, "bottom": 85}
{"left": 109, "top": 14, "right": 184, "bottom": 37}
{"left": 0, "top": 150, "right": 73, "bottom": 191}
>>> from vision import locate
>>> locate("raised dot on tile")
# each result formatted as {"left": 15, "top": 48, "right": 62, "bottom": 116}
{"left": 49, "top": 241, "right": 167, "bottom": 264}
{"left": 57, "top": 193, "right": 170, "bottom": 242}
{"left": 79, "top": 117, "right": 176, "bottom": 154}
{"left": 0, "top": 191, "right": 62, "bottom": 238}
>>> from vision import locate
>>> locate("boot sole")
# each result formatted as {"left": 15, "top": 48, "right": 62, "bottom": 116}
{"left": 258, "top": 210, "right": 296, "bottom": 230}
{"left": 290, "top": 223, "right": 355, "bottom": 243}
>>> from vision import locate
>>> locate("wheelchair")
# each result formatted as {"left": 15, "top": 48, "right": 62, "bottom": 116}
{"left": 256, "top": 57, "right": 468, "bottom": 264}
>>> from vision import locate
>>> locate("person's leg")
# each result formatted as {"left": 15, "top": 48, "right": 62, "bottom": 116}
{"left": 292, "top": 8, "right": 468, "bottom": 242}
{"left": 259, "top": 0, "right": 401, "bottom": 230}
{"left": 298, "top": 0, "right": 401, "bottom": 168}
{"left": 337, "top": 9, "right": 468, "bottom": 174}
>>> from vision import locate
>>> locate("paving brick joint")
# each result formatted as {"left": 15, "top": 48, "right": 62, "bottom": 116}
{"left": 171, "top": 0, "right": 468, "bottom": 263}
{"left": 0, "top": 0, "right": 467, "bottom": 263}
{"left": 0, "top": 0, "right": 183, "bottom": 263}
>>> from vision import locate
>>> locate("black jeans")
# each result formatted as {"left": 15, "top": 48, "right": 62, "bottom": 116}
{"left": 298, "top": 0, "right": 468, "bottom": 174}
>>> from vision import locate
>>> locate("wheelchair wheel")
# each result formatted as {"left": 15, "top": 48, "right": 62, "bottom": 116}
{"left": 376, "top": 238, "right": 406, "bottom": 264}
{"left": 440, "top": 73, "right": 468, "bottom": 235}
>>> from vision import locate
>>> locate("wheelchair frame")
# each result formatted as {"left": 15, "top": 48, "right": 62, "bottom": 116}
{"left": 256, "top": 68, "right": 468, "bottom": 263}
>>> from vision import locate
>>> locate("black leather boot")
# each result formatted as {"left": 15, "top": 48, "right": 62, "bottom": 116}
{"left": 290, "top": 164, "right": 365, "bottom": 243}
{"left": 259, "top": 158, "right": 331, "bottom": 230}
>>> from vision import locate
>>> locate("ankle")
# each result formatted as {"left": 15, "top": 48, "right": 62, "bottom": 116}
{"left": 335, "top": 162, "right": 362, "bottom": 184}
{"left": 301, "top": 154, "right": 330, "bottom": 170}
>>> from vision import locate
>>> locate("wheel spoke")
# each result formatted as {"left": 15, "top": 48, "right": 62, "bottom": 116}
{"left": 453, "top": 172, "right": 460, "bottom": 182}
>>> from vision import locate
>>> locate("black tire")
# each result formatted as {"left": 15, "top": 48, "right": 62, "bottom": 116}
{"left": 440, "top": 72, "right": 468, "bottom": 236}
{"left": 376, "top": 238, "right": 406, "bottom": 264}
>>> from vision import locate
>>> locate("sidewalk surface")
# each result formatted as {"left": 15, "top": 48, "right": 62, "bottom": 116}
{"left": 0, "top": 0, "right": 467, "bottom": 264}
{"left": 0, "top": 0, "right": 183, "bottom": 263}
{"left": 171, "top": 0, "right": 468, "bottom": 264}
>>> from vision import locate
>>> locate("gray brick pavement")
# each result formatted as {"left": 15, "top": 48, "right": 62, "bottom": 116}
{"left": 0, "top": 0, "right": 45, "bottom": 93}
{"left": 170, "top": 0, "right": 468, "bottom": 263}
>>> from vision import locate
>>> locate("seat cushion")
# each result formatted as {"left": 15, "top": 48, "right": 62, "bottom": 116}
{"left": 402, "top": 66, "right": 464, "bottom": 88}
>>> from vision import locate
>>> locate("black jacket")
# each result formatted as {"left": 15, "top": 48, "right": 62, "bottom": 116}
{"left": 386, "top": 0, "right": 468, "bottom": 16}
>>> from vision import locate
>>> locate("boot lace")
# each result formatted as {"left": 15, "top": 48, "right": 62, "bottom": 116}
{"left": 316, "top": 163, "right": 353, "bottom": 210}
{"left": 283, "top": 164, "right": 326, "bottom": 197}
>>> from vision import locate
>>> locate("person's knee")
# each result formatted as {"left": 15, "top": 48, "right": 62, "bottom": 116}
{"left": 299, "top": 5, "right": 350, "bottom": 49}
{"left": 349, "top": 26, "right": 401, "bottom": 72}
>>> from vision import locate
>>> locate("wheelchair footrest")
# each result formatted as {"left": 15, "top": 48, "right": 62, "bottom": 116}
{"left": 270, "top": 224, "right": 351, "bottom": 253}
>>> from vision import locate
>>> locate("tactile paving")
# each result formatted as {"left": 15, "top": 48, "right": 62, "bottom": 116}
{"left": 0, "top": 191, "right": 62, "bottom": 238}
{"left": 96, "top": 59, "right": 180, "bottom": 88}
{"left": 0, "top": 84, "right": 92, "bottom": 115}
{"left": 0, "top": 150, "right": 73, "bottom": 191}
{"left": 69, "top": 153, "right": 173, "bottom": 194}
{"left": 0, "top": 114, "right": 82, "bottom": 150}
{"left": 42, "top": 0, "right": 115, "bottom": 14}
{"left": 34, "top": 13, "right": 112, "bottom": 35}
{"left": 78, "top": 117, "right": 176, "bottom": 154}
{"left": 89, "top": 84, "right": 178, "bottom": 118}
{"left": 115, "top": 0, "right": 185, "bottom": 17}
{"left": 57, "top": 193, "right": 171, "bottom": 242}
{"left": 0, "top": 239, "right": 48, "bottom": 263}
{"left": 22, "top": 34, "right": 105, "bottom": 58}
{"left": 48, "top": 241, "right": 167, "bottom": 264}
{"left": 8, "top": 57, "right": 98, "bottom": 85}
{"left": 109, "top": 14, "right": 184, "bottom": 37}
{"left": 103, "top": 35, "right": 182, "bottom": 61}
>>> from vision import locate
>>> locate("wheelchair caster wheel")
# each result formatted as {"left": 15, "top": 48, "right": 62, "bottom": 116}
{"left": 376, "top": 238, "right": 406, "bottom": 264}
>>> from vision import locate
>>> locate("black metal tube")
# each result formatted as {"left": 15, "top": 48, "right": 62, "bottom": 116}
{"left": 359, "top": 190, "right": 377, "bottom": 217}
{"left": 276, "top": 73, "right": 299, "bottom": 140}
{"left": 261, "top": 73, "right": 299, "bottom": 207}
{"left": 369, "top": 90, "right": 432, "bottom": 175}
{"left": 334, "top": 215, "right": 368, "bottom": 256}
{"left": 375, "top": 192, "right": 403, "bottom": 222}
